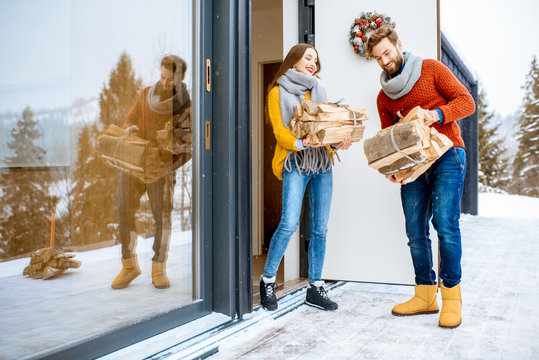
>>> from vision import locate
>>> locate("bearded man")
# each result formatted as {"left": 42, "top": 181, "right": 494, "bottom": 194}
{"left": 112, "top": 55, "right": 191, "bottom": 290}
{"left": 366, "top": 26, "right": 475, "bottom": 328}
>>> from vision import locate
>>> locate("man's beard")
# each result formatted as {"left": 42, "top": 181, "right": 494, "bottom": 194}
{"left": 157, "top": 82, "right": 174, "bottom": 100}
{"left": 385, "top": 51, "right": 404, "bottom": 76}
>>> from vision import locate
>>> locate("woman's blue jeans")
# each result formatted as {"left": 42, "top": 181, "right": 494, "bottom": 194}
{"left": 400, "top": 146, "right": 466, "bottom": 288}
{"left": 263, "top": 161, "right": 333, "bottom": 283}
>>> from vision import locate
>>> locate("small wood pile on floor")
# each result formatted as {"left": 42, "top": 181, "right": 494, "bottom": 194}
{"left": 23, "top": 247, "right": 81, "bottom": 280}
{"left": 96, "top": 124, "right": 170, "bottom": 182}
{"left": 291, "top": 99, "right": 368, "bottom": 144}
{"left": 363, "top": 106, "right": 453, "bottom": 183}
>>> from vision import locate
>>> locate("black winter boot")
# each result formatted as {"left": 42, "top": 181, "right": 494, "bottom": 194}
{"left": 260, "top": 275, "right": 278, "bottom": 311}
{"left": 305, "top": 282, "right": 338, "bottom": 311}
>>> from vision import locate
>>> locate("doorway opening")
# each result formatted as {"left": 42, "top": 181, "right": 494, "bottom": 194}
{"left": 250, "top": 0, "right": 308, "bottom": 308}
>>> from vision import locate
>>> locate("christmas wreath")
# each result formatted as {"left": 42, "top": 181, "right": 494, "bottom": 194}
{"left": 349, "top": 11, "right": 395, "bottom": 59}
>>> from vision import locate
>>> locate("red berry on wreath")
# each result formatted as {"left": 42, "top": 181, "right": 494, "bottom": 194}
{"left": 361, "top": 36, "right": 365, "bottom": 41}
{"left": 357, "top": 31, "right": 363, "bottom": 37}
{"left": 376, "top": 17, "right": 383, "bottom": 25}
{"left": 354, "top": 46, "right": 358, "bottom": 50}
{"left": 355, "top": 19, "right": 360, "bottom": 24}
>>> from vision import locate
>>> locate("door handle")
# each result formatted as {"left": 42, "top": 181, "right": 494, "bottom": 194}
{"left": 205, "top": 58, "right": 211, "bottom": 92}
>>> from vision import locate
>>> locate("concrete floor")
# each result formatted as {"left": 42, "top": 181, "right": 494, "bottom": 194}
{"left": 211, "top": 215, "right": 539, "bottom": 360}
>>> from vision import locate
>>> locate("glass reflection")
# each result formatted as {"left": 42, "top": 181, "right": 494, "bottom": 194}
{"left": 0, "top": 1, "right": 197, "bottom": 358}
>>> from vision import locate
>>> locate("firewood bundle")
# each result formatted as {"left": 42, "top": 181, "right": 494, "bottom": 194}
{"left": 96, "top": 124, "right": 169, "bottom": 182}
{"left": 23, "top": 247, "right": 81, "bottom": 280}
{"left": 291, "top": 99, "right": 368, "bottom": 144}
{"left": 156, "top": 103, "right": 192, "bottom": 152}
{"left": 363, "top": 106, "right": 453, "bottom": 183}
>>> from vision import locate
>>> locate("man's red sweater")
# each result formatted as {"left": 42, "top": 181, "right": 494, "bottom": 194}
{"left": 376, "top": 59, "right": 476, "bottom": 148}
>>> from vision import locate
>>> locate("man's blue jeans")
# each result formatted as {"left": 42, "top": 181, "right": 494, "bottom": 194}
{"left": 400, "top": 146, "right": 466, "bottom": 288}
{"left": 263, "top": 160, "right": 333, "bottom": 283}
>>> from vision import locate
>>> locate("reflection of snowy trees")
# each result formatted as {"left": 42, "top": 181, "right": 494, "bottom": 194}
{"left": 0, "top": 107, "right": 63, "bottom": 258}
{"left": 70, "top": 53, "right": 142, "bottom": 248}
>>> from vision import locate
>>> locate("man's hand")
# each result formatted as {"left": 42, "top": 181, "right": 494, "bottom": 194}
{"left": 423, "top": 110, "right": 439, "bottom": 126}
{"left": 125, "top": 125, "right": 139, "bottom": 134}
{"left": 302, "top": 138, "right": 327, "bottom": 148}
{"left": 385, "top": 174, "right": 405, "bottom": 185}
{"left": 333, "top": 136, "right": 352, "bottom": 150}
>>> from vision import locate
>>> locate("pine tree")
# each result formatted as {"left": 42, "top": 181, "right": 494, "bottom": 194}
{"left": 0, "top": 107, "right": 53, "bottom": 257}
{"left": 512, "top": 56, "right": 539, "bottom": 197}
{"left": 69, "top": 53, "right": 142, "bottom": 246}
{"left": 477, "top": 86, "right": 511, "bottom": 190}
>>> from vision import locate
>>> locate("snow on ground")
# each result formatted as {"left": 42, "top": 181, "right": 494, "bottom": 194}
{"left": 210, "top": 192, "right": 539, "bottom": 360}
{"left": 0, "top": 232, "right": 195, "bottom": 360}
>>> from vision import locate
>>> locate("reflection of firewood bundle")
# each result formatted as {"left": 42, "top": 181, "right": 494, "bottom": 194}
{"left": 156, "top": 101, "right": 192, "bottom": 152}
{"left": 96, "top": 125, "right": 166, "bottom": 182}
{"left": 363, "top": 106, "right": 453, "bottom": 183}
{"left": 291, "top": 99, "right": 368, "bottom": 144}
{"left": 23, "top": 247, "right": 81, "bottom": 280}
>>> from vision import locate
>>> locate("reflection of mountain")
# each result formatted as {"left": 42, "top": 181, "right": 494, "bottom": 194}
{"left": 0, "top": 108, "right": 69, "bottom": 167}
{"left": 0, "top": 98, "right": 100, "bottom": 167}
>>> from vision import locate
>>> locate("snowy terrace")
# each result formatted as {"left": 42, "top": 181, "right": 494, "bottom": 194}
{"left": 103, "top": 191, "right": 539, "bottom": 360}
{"left": 1, "top": 191, "right": 538, "bottom": 359}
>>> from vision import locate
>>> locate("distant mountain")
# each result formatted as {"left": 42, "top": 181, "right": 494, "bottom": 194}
{"left": 492, "top": 112, "right": 519, "bottom": 157}
{"left": 0, "top": 97, "right": 100, "bottom": 168}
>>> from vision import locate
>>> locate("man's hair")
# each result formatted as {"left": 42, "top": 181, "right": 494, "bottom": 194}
{"left": 365, "top": 25, "right": 399, "bottom": 58}
{"left": 161, "top": 55, "right": 187, "bottom": 76}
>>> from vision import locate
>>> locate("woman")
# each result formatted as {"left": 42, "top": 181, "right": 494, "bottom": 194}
{"left": 260, "top": 43, "right": 351, "bottom": 311}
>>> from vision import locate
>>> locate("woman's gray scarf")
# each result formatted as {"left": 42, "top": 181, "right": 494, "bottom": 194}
{"left": 277, "top": 69, "right": 332, "bottom": 176}
{"left": 380, "top": 51, "right": 422, "bottom": 100}
{"left": 147, "top": 82, "right": 190, "bottom": 115}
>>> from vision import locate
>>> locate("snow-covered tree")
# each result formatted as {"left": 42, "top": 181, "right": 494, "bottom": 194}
{"left": 512, "top": 56, "right": 539, "bottom": 197}
{"left": 477, "top": 86, "right": 511, "bottom": 190}
{"left": 69, "top": 53, "right": 142, "bottom": 246}
{"left": 0, "top": 107, "right": 53, "bottom": 257}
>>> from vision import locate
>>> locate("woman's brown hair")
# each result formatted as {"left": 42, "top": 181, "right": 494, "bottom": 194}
{"left": 267, "top": 43, "right": 321, "bottom": 95}
{"left": 265, "top": 44, "right": 321, "bottom": 123}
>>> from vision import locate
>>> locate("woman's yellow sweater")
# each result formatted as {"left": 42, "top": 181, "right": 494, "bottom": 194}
{"left": 268, "top": 86, "right": 334, "bottom": 180}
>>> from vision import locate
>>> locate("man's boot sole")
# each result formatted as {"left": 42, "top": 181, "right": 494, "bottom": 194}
{"left": 439, "top": 320, "right": 462, "bottom": 329}
{"left": 392, "top": 309, "right": 439, "bottom": 316}
{"left": 305, "top": 300, "right": 338, "bottom": 311}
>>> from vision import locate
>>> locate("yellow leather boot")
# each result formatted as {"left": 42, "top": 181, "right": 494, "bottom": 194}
{"left": 439, "top": 283, "right": 462, "bottom": 328}
{"left": 392, "top": 284, "right": 439, "bottom": 316}
{"left": 152, "top": 261, "right": 170, "bottom": 289}
{"left": 111, "top": 256, "right": 141, "bottom": 289}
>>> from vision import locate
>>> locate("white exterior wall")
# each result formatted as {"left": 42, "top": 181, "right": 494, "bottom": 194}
{"left": 315, "top": 0, "right": 439, "bottom": 284}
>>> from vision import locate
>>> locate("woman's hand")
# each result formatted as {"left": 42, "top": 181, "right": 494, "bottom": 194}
{"left": 302, "top": 138, "right": 327, "bottom": 148}
{"left": 333, "top": 136, "right": 352, "bottom": 150}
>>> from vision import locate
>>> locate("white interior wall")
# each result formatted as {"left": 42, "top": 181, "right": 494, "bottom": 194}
{"left": 251, "top": 0, "right": 282, "bottom": 256}
{"left": 315, "top": 0, "right": 439, "bottom": 284}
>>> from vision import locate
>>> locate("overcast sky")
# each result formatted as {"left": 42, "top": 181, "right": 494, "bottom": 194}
{"left": 0, "top": 0, "right": 191, "bottom": 113}
{"left": 0, "top": 0, "right": 537, "bottom": 118}
{"left": 440, "top": 0, "right": 538, "bottom": 117}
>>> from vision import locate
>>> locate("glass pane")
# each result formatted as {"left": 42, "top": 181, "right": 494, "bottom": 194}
{"left": 0, "top": 1, "right": 199, "bottom": 358}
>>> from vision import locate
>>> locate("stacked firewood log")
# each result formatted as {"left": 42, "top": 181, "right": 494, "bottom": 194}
{"left": 97, "top": 124, "right": 164, "bottom": 182}
{"left": 156, "top": 105, "right": 193, "bottom": 152}
{"left": 23, "top": 247, "right": 81, "bottom": 280}
{"left": 363, "top": 106, "right": 453, "bottom": 183}
{"left": 291, "top": 99, "right": 368, "bottom": 144}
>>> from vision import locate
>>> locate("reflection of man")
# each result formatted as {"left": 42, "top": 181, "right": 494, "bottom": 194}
{"left": 366, "top": 26, "right": 475, "bottom": 328}
{"left": 112, "top": 55, "right": 191, "bottom": 290}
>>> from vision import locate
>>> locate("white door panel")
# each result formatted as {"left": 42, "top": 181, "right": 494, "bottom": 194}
{"left": 317, "top": 0, "right": 439, "bottom": 284}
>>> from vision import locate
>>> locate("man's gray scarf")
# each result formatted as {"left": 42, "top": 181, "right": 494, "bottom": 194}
{"left": 380, "top": 51, "right": 422, "bottom": 100}
{"left": 147, "top": 82, "right": 190, "bottom": 115}
{"left": 277, "top": 69, "right": 332, "bottom": 176}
